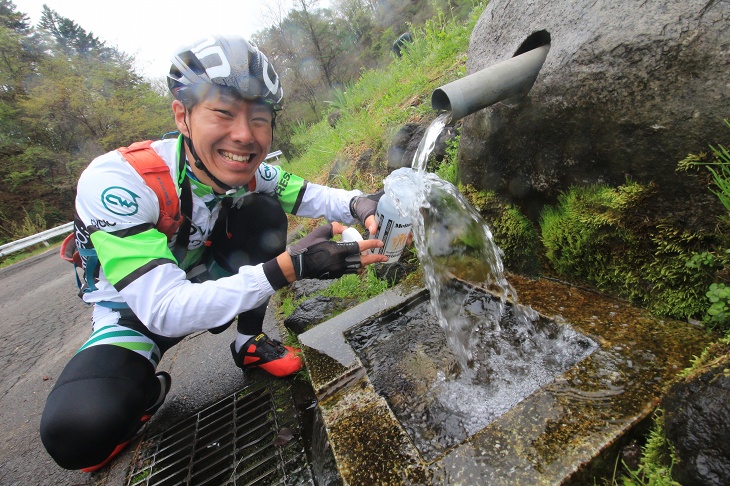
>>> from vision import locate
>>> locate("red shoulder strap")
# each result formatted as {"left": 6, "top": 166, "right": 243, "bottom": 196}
{"left": 117, "top": 141, "right": 182, "bottom": 240}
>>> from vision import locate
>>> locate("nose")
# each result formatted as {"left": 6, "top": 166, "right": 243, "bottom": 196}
{"left": 230, "top": 116, "right": 255, "bottom": 145}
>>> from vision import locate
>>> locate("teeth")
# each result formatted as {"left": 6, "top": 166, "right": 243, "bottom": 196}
{"left": 222, "top": 151, "right": 252, "bottom": 162}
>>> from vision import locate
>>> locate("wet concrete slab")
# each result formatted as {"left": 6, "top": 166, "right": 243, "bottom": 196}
{"left": 299, "top": 275, "right": 716, "bottom": 485}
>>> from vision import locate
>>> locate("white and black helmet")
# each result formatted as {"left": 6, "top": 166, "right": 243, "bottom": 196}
{"left": 167, "top": 35, "right": 283, "bottom": 109}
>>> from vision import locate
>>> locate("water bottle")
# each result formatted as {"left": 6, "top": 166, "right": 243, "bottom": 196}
{"left": 370, "top": 193, "right": 412, "bottom": 264}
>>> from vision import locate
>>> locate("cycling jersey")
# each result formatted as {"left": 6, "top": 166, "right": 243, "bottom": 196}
{"left": 74, "top": 136, "right": 362, "bottom": 338}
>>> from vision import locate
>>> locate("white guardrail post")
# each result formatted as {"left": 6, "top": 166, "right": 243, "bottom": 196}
{"left": 0, "top": 222, "right": 74, "bottom": 258}
{"left": 0, "top": 151, "right": 284, "bottom": 258}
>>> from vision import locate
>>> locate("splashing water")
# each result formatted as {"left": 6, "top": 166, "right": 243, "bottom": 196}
{"left": 353, "top": 114, "right": 596, "bottom": 457}
{"left": 384, "top": 113, "right": 537, "bottom": 370}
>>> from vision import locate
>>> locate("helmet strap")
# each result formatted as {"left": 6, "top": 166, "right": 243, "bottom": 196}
{"left": 183, "top": 133, "right": 238, "bottom": 195}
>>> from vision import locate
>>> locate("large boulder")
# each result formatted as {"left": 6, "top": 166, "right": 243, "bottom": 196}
{"left": 459, "top": 0, "right": 730, "bottom": 225}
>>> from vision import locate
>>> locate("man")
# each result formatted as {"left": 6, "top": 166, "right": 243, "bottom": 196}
{"left": 40, "top": 35, "right": 387, "bottom": 472}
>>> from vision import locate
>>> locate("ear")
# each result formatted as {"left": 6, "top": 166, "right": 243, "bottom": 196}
{"left": 172, "top": 100, "right": 191, "bottom": 137}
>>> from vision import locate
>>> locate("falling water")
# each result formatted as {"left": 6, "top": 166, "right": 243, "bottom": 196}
{"left": 384, "top": 113, "right": 535, "bottom": 370}
{"left": 354, "top": 114, "right": 597, "bottom": 458}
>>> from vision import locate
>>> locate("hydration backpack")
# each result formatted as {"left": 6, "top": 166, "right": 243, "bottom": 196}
{"left": 60, "top": 140, "right": 184, "bottom": 271}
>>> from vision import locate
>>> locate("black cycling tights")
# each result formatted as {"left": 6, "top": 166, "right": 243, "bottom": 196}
{"left": 40, "top": 345, "right": 159, "bottom": 470}
{"left": 40, "top": 194, "right": 288, "bottom": 470}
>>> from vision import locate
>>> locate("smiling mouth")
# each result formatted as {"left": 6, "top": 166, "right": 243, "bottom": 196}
{"left": 221, "top": 151, "right": 253, "bottom": 163}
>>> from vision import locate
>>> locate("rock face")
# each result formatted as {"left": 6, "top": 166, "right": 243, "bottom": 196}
{"left": 459, "top": 0, "right": 730, "bottom": 225}
{"left": 284, "top": 295, "right": 347, "bottom": 334}
{"left": 662, "top": 343, "right": 730, "bottom": 486}
{"left": 388, "top": 123, "right": 457, "bottom": 171}
{"left": 388, "top": 124, "right": 426, "bottom": 171}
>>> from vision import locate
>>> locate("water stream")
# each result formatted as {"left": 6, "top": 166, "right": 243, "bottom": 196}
{"left": 349, "top": 114, "right": 598, "bottom": 459}
{"left": 385, "top": 112, "right": 538, "bottom": 370}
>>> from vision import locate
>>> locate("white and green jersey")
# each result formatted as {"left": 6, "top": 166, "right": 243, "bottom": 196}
{"left": 74, "top": 136, "right": 362, "bottom": 338}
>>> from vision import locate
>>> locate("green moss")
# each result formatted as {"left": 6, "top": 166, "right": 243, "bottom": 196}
{"left": 460, "top": 185, "right": 541, "bottom": 276}
{"left": 619, "top": 410, "right": 681, "bottom": 486}
{"left": 435, "top": 133, "right": 460, "bottom": 185}
{"left": 131, "top": 466, "right": 151, "bottom": 483}
{"left": 539, "top": 181, "right": 720, "bottom": 322}
{"left": 539, "top": 182, "right": 644, "bottom": 281}
{"left": 321, "top": 265, "right": 390, "bottom": 301}
{"left": 278, "top": 265, "right": 392, "bottom": 322}
{"left": 642, "top": 224, "right": 713, "bottom": 319}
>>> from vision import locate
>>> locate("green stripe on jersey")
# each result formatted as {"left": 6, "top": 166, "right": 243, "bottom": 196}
{"left": 275, "top": 170, "right": 305, "bottom": 214}
{"left": 77, "top": 323, "right": 162, "bottom": 367}
{"left": 90, "top": 228, "right": 175, "bottom": 286}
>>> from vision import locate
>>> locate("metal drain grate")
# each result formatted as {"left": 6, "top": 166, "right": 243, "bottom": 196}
{"left": 128, "top": 376, "right": 313, "bottom": 486}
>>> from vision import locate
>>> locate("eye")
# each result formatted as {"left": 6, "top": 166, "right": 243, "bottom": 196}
{"left": 250, "top": 108, "right": 273, "bottom": 125}
{"left": 251, "top": 115, "right": 272, "bottom": 125}
{"left": 214, "top": 109, "right": 233, "bottom": 117}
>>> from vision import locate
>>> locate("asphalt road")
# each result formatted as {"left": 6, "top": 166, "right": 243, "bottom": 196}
{"left": 0, "top": 248, "right": 266, "bottom": 485}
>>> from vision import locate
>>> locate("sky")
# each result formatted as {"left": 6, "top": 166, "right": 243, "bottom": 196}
{"left": 14, "top": 0, "right": 291, "bottom": 80}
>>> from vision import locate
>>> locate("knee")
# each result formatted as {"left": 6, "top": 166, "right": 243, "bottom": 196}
{"left": 250, "top": 195, "right": 287, "bottom": 253}
{"left": 39, "top": 345, "right": 156, "bottom": 469}
{"left": 40, "top": 376, "right": 147, "bottom": 469}
{"left": 241, "top": 193, "right": 288, "bottom": 239}
{"left": 215, "top": 195, "right": 288, "bottom": 268}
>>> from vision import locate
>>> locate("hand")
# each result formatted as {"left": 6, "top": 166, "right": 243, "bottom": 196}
{"left": 285, "top": 223, "right": 387, "bottom": 280}
{"left": 349, "top": 191, "right": 383, "bottom": 236}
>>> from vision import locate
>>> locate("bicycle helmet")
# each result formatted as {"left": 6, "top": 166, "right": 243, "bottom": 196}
{"left": 167, "top": 35, "right": 283, "bottom": 110}
{"left": 167, "top": 36, "right": 283, "bottom": 194}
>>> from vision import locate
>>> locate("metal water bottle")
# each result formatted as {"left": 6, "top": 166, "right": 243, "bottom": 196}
{"left": 370, "top": 193, "right": 412, "bottom": 264}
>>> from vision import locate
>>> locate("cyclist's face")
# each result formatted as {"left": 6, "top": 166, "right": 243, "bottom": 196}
{"left": 173, "top": 89, "right": 273, "bottom": 192}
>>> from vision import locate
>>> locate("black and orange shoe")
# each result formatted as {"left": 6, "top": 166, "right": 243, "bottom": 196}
{"left": 81, "top": 371, "right": 171, "bottom": 473}
{"left": 231, "top": 333, "right": 302, "bottom": 378}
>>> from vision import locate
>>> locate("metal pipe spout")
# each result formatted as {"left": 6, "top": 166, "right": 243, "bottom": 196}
{"left": 431, "top": 44, "right": 550, "bottom": 122}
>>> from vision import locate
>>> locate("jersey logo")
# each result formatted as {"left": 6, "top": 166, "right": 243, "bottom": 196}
{"left": 102, "top": 186, "right": 140, "bottom": 216}
{"left": 259, "top": 164, "right": 277, "bottom": 181}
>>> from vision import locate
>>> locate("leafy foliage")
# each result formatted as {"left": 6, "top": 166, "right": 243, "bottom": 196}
{"left": 705, "top": 283, "right": 730, "bottom": 324}
{"left": 0, "top": 2, "right": 172, "bottom": 237}
{"left": 678, "top": 120, "right": 730, "bottom": 217}
{"left": 0, "top": 203, "right": 46, "bottom": 242}
{"left": 38, "top": 5, "right": 112, "bottom": 58}
{"left": 688, "top": 253, "right": 730, "bottom": 329}
{"left": 675, "top": 120, "right": 730, "bottom": 330}
{"left": 539, "top": 182, "right": 717, "bottom": 321}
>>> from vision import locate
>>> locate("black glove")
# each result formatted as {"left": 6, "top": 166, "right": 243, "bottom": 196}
{"left": 287, "top": 224, "right": 361, "bottom": 280}
{"left": 349, "top": 191, "right": 384, "bottom": 227}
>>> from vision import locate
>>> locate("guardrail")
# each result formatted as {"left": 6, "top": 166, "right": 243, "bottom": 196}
{"left": 0, "top": 222, "right": 73, "bottom": 258}
{"left": 265, "top": 150, "right": 283, "bottom": 163}
{"left": 0, "top": 151, "right": 286, "bottom": 258}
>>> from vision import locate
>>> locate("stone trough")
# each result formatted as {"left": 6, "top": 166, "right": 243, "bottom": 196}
{"left": 298, "top": 275, "right": 714, "bottom": 485}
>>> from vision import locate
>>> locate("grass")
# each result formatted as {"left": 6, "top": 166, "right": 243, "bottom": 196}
{"left": 279, "top": 3, "right": 483, "bottom": 188}
{"left": 278, "top": 265, "right": 392, "bottom": 321}
{"left": 272, "top": 3, "right": 486, "bottom": 336}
